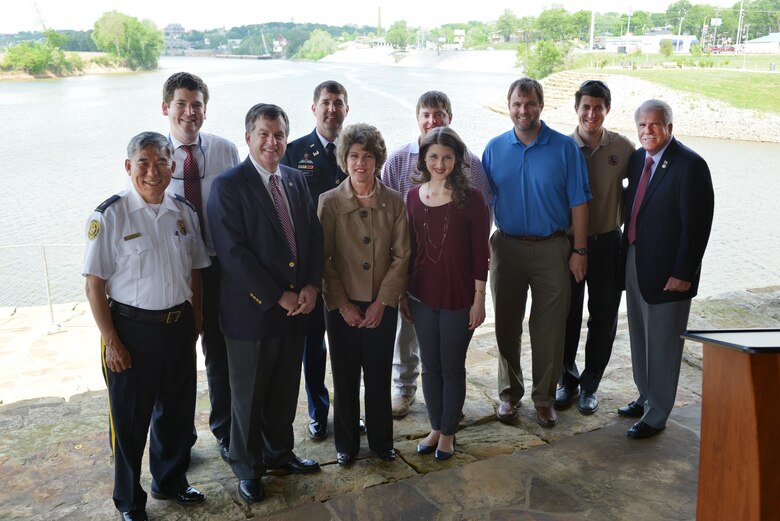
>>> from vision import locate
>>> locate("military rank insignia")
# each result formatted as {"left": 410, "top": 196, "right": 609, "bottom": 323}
{"left": 88, "top": 220, "right": 101, "bottom": 241}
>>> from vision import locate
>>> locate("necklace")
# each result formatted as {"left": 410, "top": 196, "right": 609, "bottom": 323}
{"left": 422, "top": 203, "right": 451, "bottom": 263}
{"left": 353, "top": 181, "right": 376, "bottom": 199}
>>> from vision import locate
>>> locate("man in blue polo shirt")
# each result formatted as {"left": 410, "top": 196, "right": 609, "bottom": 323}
{"left": 482, "top": 77, "right": 591, "bottom": 429}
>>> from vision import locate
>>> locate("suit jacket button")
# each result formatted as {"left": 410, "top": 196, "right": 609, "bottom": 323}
{"left": 362, "top": 262, "right": 371, "bottom": 270}
{"left": 288, "top": 284, "right": 295, "bottom": 289}
{"left": 362, "top": 236, "right": 371, "bottom": 244}
{"left": 289, "top": 261, "right": 296, "bottom": 268}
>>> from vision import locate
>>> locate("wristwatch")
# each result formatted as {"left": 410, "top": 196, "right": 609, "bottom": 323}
{"left": 571, "top": 247, "right": 588, "bottom": 256}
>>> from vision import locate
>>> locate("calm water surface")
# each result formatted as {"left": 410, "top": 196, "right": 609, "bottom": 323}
{"left": 0, "top": 57, "right": 778, "bottom": 306}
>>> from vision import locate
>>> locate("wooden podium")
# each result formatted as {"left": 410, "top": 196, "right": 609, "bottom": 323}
{"left": 682, "top": 329, "right": 780, "bottom": 521}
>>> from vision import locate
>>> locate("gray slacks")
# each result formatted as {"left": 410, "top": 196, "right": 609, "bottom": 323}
{"left": 625, "top": 245, "right": 692, "bottom": 428}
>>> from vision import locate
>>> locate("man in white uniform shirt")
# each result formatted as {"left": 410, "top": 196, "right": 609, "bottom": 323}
{"left": 83, "top": 131, "right": 211, "bottom": 521}
{"left": 162, "top": 72, "right": 240, "bottom": 461}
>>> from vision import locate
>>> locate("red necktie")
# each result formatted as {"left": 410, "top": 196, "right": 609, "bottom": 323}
{"left": 627, "top": 156, "right": 654, "bottom": 244}
{"left": 181, "top": 144, "right": 204, "bottom": 227}
{"left": 269, "top": 174, "right": 297, "bottom": 261}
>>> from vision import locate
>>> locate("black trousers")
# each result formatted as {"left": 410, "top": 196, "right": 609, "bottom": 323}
{"left": 103, "top": 302, "right": 196, "bottom": 513}
{"left": 560, "top": 229, "right": 623, "bottom": 393}
{"left": 303, "top": 295, "right": 330, "bottom": 423}
{"left": 326, "top": 302, "right": 397, "bottom": 455}
{"left": 201, "top": 258, "right": 231, "bottom": 445}
{"left": 225, "top": 327, "right": 305, "bottom": 479}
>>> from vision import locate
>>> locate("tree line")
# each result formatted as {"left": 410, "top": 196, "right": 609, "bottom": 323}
{"left": 2, "top": 1, "right": 777, "bottom": 75}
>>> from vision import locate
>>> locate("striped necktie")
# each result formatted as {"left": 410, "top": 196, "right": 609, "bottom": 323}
{"left": 269, "top": 174, "right": 297, "bottom": 260}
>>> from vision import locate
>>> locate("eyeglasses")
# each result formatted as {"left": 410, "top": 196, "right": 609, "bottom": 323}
{"left": 580, "top": 79, "right": 608, "bottom": 90}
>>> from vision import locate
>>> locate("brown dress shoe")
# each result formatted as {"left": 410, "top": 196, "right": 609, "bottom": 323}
{"left": 535, "top": 405, "right": 558, "bottom": 428}
{"left": 497, "top": 400, "right": 520, "bottom": 421}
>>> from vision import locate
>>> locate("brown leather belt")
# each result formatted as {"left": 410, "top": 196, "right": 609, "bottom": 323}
{"left": 499, "top": 229, "right": 566, "bottom": 242}
{"left": 109, "top": 300, "right": 186, "bottom": 324}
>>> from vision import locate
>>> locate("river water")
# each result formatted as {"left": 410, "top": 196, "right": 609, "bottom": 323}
{"left": 0, "top": 56, "right": 778, "bottom": 307}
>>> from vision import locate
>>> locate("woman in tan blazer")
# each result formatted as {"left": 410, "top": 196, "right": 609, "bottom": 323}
{"left": 317, "top": 123, "right": 410, "bottom": 467}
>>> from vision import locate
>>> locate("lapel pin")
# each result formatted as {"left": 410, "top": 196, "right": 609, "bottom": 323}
{"left": 662, "top": 160, "right": 668, "bottom": 169}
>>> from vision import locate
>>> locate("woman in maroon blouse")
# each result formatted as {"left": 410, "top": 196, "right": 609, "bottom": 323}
{"left": 400, "top": 127, "right": 490, "bottom": 460}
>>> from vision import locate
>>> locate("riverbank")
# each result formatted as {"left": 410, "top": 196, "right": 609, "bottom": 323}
{"left": 326, "top": 47, "right": 780, "bottom": 143}
{"left": 0, "top": 51, "right": 131, "bottom": 81}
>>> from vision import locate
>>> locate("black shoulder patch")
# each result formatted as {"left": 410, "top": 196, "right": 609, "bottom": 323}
{"left": 95, "top": 194, "right": 121, "bottom": 213}
{"left": 173, "top": 193, "right": 197, "bottom": 213}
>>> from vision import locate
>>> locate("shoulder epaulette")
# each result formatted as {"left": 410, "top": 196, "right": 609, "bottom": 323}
{"left": 95, "top": 194, "right": 121, "bottom": 213}
{"left": 173, "top": 193, "right": 197, "bottom": 213}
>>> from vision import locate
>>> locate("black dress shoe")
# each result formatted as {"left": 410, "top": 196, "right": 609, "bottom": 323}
{"left": 308, "top": 419, "right": 328, "bottom": 441}
{"left": 358, "top": 418, "right": 367, "bottom": 434}
{"left": 554, "top": 385, "right": 579, "bottom": 408}
{"left": 150, "top": 486, "right": 205, "bottom": 505}
{"left": 121, "top": 511, "right": 148, "bottom": 521}
{"left": 577, "top": 392, "right": 599, "bottom": 414}
{"left": 434, "top": 448, "right": 454, "bottom": 461}
{"left": 238, "top": 479, "right": 264, "bottom": 503}
{"left": 416, "top": 443, "right": 435, "bottom": 455}
{"left": 219, "top": 442, "right": 230, "bottom": 463}
{"left": 377, "top": 448, "right": 397, "bottom": 461}
{"left": 618, "top": 400, "right": 645, "bottom": 418}
{"left": 266, "top": 456, "right": 321, "bottom": 474}
{"left": 337, "top": 452, "right": 355, "bottom": 466}
{"left": 626, "top": 421, "right": 665, "bottom": 439}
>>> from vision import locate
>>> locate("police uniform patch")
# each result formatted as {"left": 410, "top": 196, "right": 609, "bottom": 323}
{"left": 88, "top": 220, "right": 101, "bottom": 240}
{"left": 177, "top": 218, "right": 187, "bottom": 235}
{"left": 608, "top": 155, "right": 619, "bottom": 166}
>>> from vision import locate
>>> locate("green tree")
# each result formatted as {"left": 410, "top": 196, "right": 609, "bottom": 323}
{"left": 570, "top": 10, "right": 592, "bottom": 41}
{"left": 465, "top": 24, "right": 489, "bottom": 48}
{"left": 521, "top": 40, "right": 567, "bottom": 79}
{"left": 496, "top": 9, "right": 519, "bottom": 42}
{"left": 2, "top": 40, "right": 83, "bottom": 75}
{"left": 386, "top": 20, "right": 411, "bottom": 49}
{"left": 536, "top": 8, "right": 576, "bottom": 41}
{"left": 294, "top": 29, "right": 336, "bottom": 60}
{"left": 92, "top": 11, "right": 164, "bottom": 69}
{"left": 44, "top": 29, "right": 68, "bottom": 49}
{"left": 660, "top": 38, "right": 674, "bottom": 57}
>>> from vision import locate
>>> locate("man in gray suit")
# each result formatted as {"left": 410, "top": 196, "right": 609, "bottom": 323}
{"left": 620, "top": 99, "right": 714, "bottom": 439}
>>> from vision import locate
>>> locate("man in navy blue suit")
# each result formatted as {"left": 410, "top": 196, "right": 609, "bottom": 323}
{"left": 207, "top": 104, "right": 324, "bottom": 503}
{"left": 619, "top": 99, "right": 714, "bottom": 439}
{"left": 281, "top": 80, "right": 349, "bottom": 440}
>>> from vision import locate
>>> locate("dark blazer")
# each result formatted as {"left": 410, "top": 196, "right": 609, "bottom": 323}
{"left": 207, "top": 158, "right": 323, "bottom": 340}
{"left": 281, "top": 129, "right": 347, "bottom": 203}
{"left": 622, "top": 137, "right": 714, "bottom": 304}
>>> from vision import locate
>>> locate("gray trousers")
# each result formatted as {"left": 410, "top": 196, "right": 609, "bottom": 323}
{"left": 391, "top": 316, "right": 420, "bottom": 396}
{"left": 491, "top": 232, "right": 571, "bottom": 407}
{"left": 625, "top": 246, "right": 692, "bottom": 429}
{"left": 409, "top": 299, "right": 473, "bottom": 435}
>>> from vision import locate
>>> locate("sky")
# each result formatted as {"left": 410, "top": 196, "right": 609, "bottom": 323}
{"left": 2, "top": 0, "right": 741, "bottom": 34}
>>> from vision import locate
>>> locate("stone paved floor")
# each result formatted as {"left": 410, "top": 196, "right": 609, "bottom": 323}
{"left": 1, "top": 287, "right": 777, "bottom": 520}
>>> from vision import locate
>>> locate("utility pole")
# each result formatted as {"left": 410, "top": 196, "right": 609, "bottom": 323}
{"left": 589, "top": 10, "right": 595, "bottom": 50}
{"left": 736, "top": 0, "right": 745, "bottom": 46}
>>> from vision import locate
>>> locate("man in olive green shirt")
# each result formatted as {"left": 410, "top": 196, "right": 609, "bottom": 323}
{"left": 556, "top": 80, "right": 636, "bottom": 414}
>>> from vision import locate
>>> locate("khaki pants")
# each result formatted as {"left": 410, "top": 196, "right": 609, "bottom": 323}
{"left": 490, "top": 232, "right": 571, "bottom": 407}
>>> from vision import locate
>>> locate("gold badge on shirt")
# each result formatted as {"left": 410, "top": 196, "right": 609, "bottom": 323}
{"left": 88, "top": 220, "right": 101, "bottom": 241}
{"left": 177, "top": 218, "right": 187, "bottom": 235}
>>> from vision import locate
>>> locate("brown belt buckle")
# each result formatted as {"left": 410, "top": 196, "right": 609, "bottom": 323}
{"left": 166, "top": 310, "right": 182, "bottom": 323}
